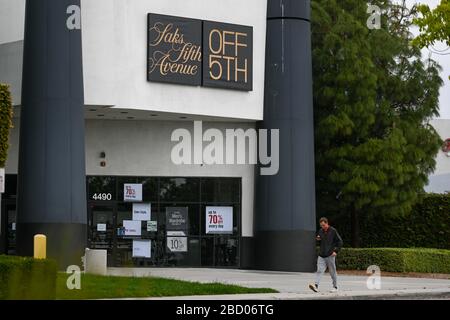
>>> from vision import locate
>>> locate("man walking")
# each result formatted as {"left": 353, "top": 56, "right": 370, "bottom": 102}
{"left": 309, "top": 217, "right": 343, "bottom": 293}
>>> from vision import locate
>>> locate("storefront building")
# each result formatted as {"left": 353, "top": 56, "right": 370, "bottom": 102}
{"left": 0, "top": 0, "right": 316, "bottom": 271}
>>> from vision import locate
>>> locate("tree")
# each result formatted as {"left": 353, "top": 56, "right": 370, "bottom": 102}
{"left": 0, "top": 84, "right": 13, "bottom": 168}
{"left": 413, "top": 0, "right": 450, "bottom": 48}
{"left": 312, "top": 0, "right": 443, "bottom": 247}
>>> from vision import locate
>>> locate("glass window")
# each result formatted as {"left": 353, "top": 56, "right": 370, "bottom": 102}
{"left": 138, "top": 177, "right": 158, "bottom": 202}
{"left": 160, "top": 178, "right": 200, "bottom": 202}
{"left": 116, "top": 239, "right": 134, "bottom": 267}
{"left": 88, "top": 176, "right": 116, "bottom": 201}
{"left": 85, "top": 176, "right": 241, "bottom": 268}
{"left": 201, "top": 238, "right": 214, "bottom": 266}
{"left": 186, "top": 238, "right": 201, "bottom": 267}
{"left": 201, "top": 178, "right": 241, "bottom": 203}
{"left": 116, "top": 203, "right": 133, "bottom": 227}
{"left": 214, "top": 237, "right": 239, "bottom": 267}
{"left": 4, "top": 175, "right": 17, "bottom": 199}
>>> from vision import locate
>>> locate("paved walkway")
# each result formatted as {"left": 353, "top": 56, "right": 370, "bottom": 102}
{"left": 107, "top": 268, "right": 450, "bottom": 300}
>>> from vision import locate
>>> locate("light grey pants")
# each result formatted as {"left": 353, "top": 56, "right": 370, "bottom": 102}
{"left": 315, "top": 256, "right": 337, "bottom": 288}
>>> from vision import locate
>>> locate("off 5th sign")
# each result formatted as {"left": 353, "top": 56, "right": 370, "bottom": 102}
{"left": 147, "top": 13, "right": 253, "bottom": 91}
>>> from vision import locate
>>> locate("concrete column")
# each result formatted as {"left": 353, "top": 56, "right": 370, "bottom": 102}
{"left": 254, "top": 0, "right": 316, "bottom": 272}
{"left": 17, "top": 0, "right": 87, "bottom": 269}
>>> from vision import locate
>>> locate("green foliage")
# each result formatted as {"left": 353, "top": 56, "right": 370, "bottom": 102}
{"left": 413, "top": 0, "right": 450, "bottom": 48}
{"left": 338, "top": 247, "right": 450, "bottom": 273}
{"left": 0, "top": 84, "right": 13, "bottom": 168}
{"left": 312, "top": 0, "right": 443, "bottom": 245}
{"left": 0, "top": 255, "right": 57, "bottom": 300}
{"left": 329, "top": 194, "right": 450, "bottom": 249}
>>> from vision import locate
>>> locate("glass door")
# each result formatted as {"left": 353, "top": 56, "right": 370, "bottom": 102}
{"left": 5, "top": 202, "right": 16, "bottom": 255}
{"left": 115, "top": 203, "right": 133, "bottom": 267}
{"left": 88, "top": 204, "right": 115, "bottom": 267}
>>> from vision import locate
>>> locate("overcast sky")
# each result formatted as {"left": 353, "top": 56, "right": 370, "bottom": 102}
{"left": 404, "top": 0, "right": 450, "bottom": 119}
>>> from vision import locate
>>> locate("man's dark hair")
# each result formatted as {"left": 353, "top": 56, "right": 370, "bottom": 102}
{"left": 319, "top": 217, "right": 328, "bottom": 224}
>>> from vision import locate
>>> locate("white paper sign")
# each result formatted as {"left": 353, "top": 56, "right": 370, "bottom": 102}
{"left": 132, "top": 203, "right": 151, "bottom": 221}
{"left": 206, "top": 206, "right": 233, "bottom": 234}
{"left": 0, "top": 168, "right": 5, "bottom": 194}
{"left": 167, "top": 231, "right": 186, "bottom": 236}
{"left": 123, "top": 220, "right": 141, "bottom": 236}
{"left": 133, "top": 240, "right": 151, "bottom": 258}
{"left": 167, "top": 237, "right": 188, "bottom": 252}
{"left": 123, "top": 184, "right": 142, "bottom": 202}
{"left": 147, "top": 221, "right": 157, "bottom": 232}
{"left": 97, "top": 224, "right": 107, "bottom": 232}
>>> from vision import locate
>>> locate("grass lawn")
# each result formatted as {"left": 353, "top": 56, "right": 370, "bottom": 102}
{"left": 56, "top": 273, "right": 277, "bottom": 300}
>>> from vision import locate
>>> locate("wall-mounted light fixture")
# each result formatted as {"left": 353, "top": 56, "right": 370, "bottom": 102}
{"left": 100, "top": 151, "right": 106, "bottom": 167}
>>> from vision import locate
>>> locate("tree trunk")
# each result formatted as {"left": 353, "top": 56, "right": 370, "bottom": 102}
{"left": 351, "top": 207, "right": 361, "bottom": 248}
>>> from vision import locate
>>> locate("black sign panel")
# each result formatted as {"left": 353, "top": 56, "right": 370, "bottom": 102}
{"left": 147, "top": 14, "right": 202, "bottom": 86}
{"left": 166, "top": 207, "right": 188, "bottom": 231}
{"left": 147, "top": 14, "right": 253, "bottom": 91}
{"left": 203, "top": 21, "right": 253, "bottom": 91}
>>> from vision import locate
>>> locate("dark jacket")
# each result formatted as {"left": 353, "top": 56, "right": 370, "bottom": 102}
{"left": 317, "top": 226, "right": 343, "bottom": 258}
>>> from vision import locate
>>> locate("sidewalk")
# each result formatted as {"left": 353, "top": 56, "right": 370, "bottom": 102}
{"left": 107, "top": 268, "right": 450, "bottom": 300}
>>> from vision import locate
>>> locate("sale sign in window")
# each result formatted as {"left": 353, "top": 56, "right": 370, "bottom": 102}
{"left": 206, "top": 206, "right": 233, "bottom": 234}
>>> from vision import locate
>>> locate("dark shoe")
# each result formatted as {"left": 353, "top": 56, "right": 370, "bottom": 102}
{"left": 309, "top": 283, "right": 319, "bottom": 292}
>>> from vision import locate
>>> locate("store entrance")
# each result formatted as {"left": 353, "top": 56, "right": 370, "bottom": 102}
{"left": 87, "top": 176, "right": 242, "bottom": 268}
{"left": 88, "top": 203, "right": 116, "bottom": 266}
{"left": 88, "top": 203, "right": 144, "bottom": 267}
{"left": 0, "top": 200, "right": 17, "bottom": 255}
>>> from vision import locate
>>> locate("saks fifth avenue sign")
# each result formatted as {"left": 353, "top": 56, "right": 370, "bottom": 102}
{"left": 147, "top": 13, "right": 253, "bottom": 91}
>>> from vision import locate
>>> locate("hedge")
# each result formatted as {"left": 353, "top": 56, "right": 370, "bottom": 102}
{"left": 328, "top": 193, "right": 450, "bottom": 249}
{"left": 0, "top": 255, "right": 57, "bottom": 300}
{"left": 337, "top": 248, "right": 450, "bottom": 273}
{"left": 0, "top": 83, "right": 13, "bottom": 168}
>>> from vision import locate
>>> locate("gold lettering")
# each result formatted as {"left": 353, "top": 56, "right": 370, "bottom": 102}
{"left": 235, "top": 58, "right": 248, "bottom": 83}
{"left": 209, "top": 29, "right": 222, "bottom": 54}
{"left": 222, "top": 56, "right": 234, "bottom": 81}
{"left": 150, "top": 23, "right": 185, "bottom": 47}
{"left": 209, "top": 54, "right": 223, "bottom": 80}
{"left": 222, "top": 30, "right": 234, "bottom": 55}
{"left": 149, "top": 21, "right": 202, "bottom": 78}
{"left": 235, "top": 32, "right": 247, "bottom": 56}
{"left": 149, "top": 22, "right": 166, "bottom": 46}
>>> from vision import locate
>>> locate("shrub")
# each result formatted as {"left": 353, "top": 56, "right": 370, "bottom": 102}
{"left": 328, "top": 193, "right": 450, "bottom": 249}
{"left": 0, "top": 255, "right": 57, "bottom": 300}
{"left": 0, "top": 83, "right": 13, "bottom": 168}
{"left": 337, "top": 248, "right": 450, "bottom": 273}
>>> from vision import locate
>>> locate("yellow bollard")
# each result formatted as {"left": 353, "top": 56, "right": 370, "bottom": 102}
{"left": 34, "top": 234, "right": 47, "bottom": 259}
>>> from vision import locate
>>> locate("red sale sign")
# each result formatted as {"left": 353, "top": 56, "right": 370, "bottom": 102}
{"left": 206, "top": 206, "right": 233, "bottom": 234}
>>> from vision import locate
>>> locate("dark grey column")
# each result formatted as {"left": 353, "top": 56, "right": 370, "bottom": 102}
{"left": 17, "top": 0, "right": 86, "bottom": 269}
{"left": 254, "top": 0, "right": 316, "bottom": 272}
